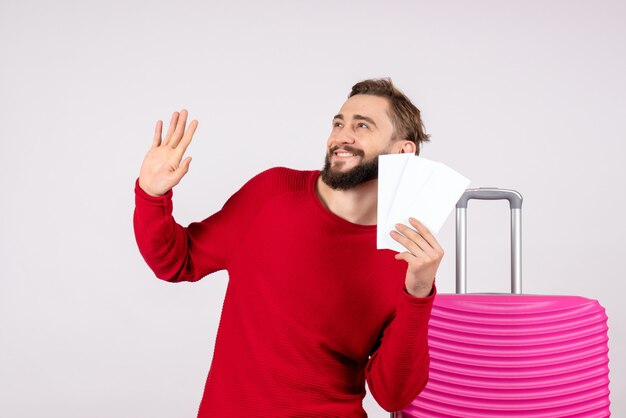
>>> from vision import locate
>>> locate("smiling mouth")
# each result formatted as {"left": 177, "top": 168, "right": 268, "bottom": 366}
{"left": 335, "top": 151, "right": 358, "bottom": 158}
{"left": 330, "top": 146, "right": 364, "bottom": 160}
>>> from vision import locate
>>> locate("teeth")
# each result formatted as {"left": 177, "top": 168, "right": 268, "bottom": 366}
{"left": 337, "top": 152, "right": 355, "bottom": 157}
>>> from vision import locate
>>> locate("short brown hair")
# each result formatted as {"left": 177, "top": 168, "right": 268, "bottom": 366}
{"left": 349, "top": 78, "right": 429, "bottom": 155}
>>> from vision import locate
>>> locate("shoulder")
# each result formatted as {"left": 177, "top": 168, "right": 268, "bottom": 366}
{"left": 224, "top": 167, "right": 317, "bottom": 207}
{"left": 244, "top": 167, "right": 315, "bottom": 193}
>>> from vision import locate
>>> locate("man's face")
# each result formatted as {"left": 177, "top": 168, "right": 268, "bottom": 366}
{"left": 321, "top": 94, "right": 396, "bottom": 190}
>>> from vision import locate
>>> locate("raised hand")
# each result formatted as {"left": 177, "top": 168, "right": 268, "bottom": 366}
{"left": 139, "top": 109, "right": 198, "bottom": 197}
{"left": 390, "top": 218, "right": 444, "bottom": 298}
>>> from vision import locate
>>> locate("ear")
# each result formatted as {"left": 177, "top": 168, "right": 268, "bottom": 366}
{"left": 397, "top": 140, "right": 416, "bottom": 154}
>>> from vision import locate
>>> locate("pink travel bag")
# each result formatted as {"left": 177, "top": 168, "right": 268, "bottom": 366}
{"left": 393, "top": 189, "right": 611, "bottom": 417}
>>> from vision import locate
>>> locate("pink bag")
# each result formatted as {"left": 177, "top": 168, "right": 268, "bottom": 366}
{"left": 394, "top": 189, "right": 610, "bottom": 417}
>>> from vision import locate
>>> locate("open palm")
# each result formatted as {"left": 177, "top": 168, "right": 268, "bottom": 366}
{"left": 139, "top": 109, "right": 198, "bottom": 197}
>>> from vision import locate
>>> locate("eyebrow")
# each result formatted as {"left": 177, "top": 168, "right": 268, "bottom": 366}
{"left": 333, "top": 114, "right": 378, "bottom": 128}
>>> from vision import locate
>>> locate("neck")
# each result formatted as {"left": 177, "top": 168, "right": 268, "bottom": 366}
{"left": 315, "top": 176, "right": 378, "bottom": 225}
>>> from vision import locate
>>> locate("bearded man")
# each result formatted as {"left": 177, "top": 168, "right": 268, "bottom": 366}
{"left": 133, "top": 78, "right": 443, "bottom": 417}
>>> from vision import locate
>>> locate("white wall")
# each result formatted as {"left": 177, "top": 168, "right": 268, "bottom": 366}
{"left": 1, "top": 0, "right": 624, "bottom": 416}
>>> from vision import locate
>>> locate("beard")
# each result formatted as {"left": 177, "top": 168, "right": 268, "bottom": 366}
{"left": 320, "top": 145, "right": 380, "bottom": 190}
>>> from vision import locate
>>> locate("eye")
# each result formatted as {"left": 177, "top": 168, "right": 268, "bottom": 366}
{"left": 333, "top": 121, "right": 343, "bottom": 128}
{"left": 357, "top": 122, "right": 369, "bottom": 129}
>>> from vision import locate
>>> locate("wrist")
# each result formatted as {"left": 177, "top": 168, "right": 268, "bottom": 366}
{"left": 138, "top": 178, "right": 164, "bottom": 197}
{"left": 404, "top": 285, "right": 433, "bottom": 298}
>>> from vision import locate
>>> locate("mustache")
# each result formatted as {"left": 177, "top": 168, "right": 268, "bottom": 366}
{"left": 328, "top": 145, "right": 365, "bottom": 157}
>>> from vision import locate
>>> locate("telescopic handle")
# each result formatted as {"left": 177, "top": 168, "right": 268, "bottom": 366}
{"left": 455, "top": 188, "right": 523, "bottom": 294}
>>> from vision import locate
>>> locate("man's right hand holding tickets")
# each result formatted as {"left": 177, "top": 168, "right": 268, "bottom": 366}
{"left": 139, "top": 109, "right": 198, "bottom": 197}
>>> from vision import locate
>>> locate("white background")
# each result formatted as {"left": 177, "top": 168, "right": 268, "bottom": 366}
{"left": 1, "top": 0, "right": 624, "bottom": 417}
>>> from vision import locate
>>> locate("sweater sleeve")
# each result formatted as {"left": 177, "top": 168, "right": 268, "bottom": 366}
{"left": 364, "top": 285, "right": 436, "bottom": 412}
{"left": 133, "top": 167, "right": 303, "bottom": 282}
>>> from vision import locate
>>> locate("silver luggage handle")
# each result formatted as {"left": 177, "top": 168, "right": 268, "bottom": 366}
{"left": 455, "top": 188, "right": 523, "bottom": 294}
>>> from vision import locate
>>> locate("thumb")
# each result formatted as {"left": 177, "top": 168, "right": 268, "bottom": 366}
{"left": 178, "top": 156, "right": 192, "bottom": 176}
{"left": 170, "top": 157, "right": 192, "bottom": 188}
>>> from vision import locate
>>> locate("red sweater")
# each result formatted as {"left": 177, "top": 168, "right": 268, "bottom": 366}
{"left": 133, "top": 167, "right": 435, "bottom": 417}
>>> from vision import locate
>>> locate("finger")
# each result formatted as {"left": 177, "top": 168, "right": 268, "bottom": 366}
{"left": 394, "top": 251, "right": 416, "bottom": 264}
{"left": 170, "top": 109, "right": 189, "bottom": 148}
{"left": 175, "top": 119, "right": 198, "bottom": 156}
{"left": 166, "top": 156, "right": 192, "bottom": 188}
{"left": 390, "top": 230, "right": 425, "bottom": 257}
{"left": 408, "top": 218, "right": 444, "bottom": 253}
{"left": 152, "top": 120, "right": 163, "bottom": 147}
{"left": 163, "top": 111, "right": 180, "bottom": 145}
{"left": 176, "top": 156, "right": 192, "bottom": 178}
{"left": 394, "top": 224, "right": 433, "bottom": 254}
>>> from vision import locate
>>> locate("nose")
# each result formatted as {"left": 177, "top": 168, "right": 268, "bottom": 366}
{"left": 329, "top": 126, "right": 356, "bottom": 147}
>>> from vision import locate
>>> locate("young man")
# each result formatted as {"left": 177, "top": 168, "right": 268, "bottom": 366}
{"left": 134, "top": 79, "right": 443, "bottom": 417}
